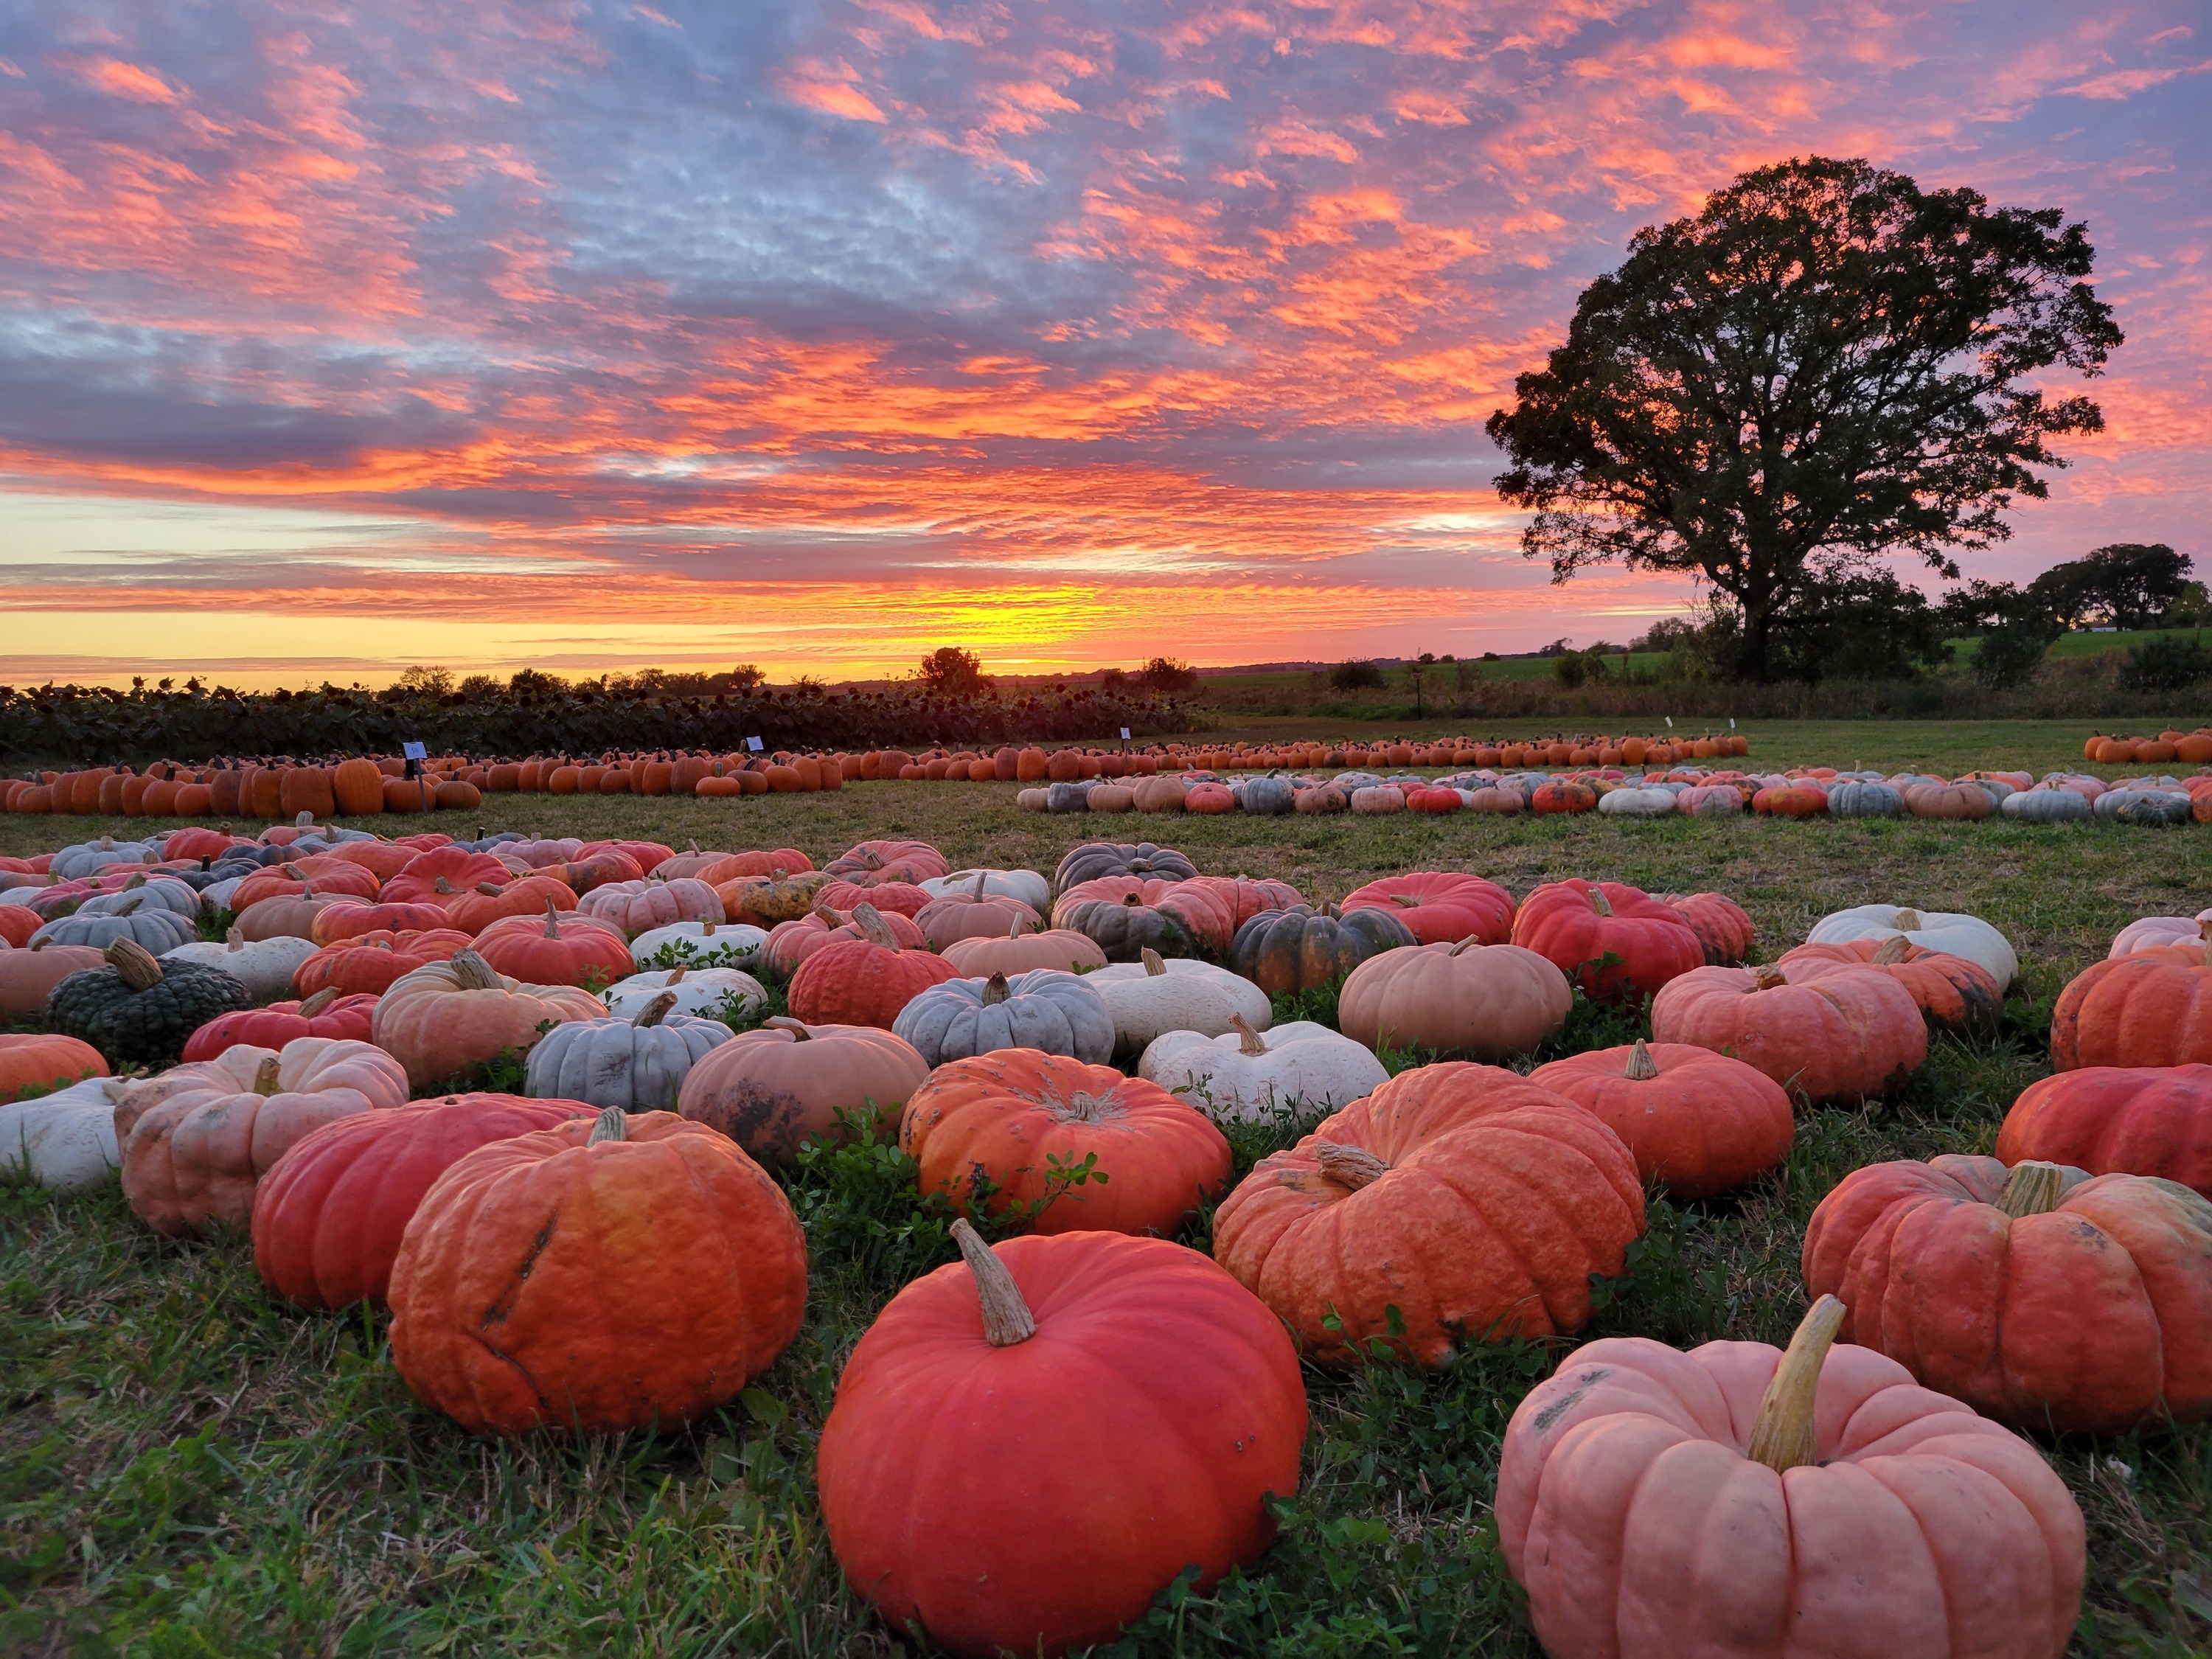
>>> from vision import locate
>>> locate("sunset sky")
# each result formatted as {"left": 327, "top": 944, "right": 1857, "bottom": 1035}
{"left": 1, "top": 1, "right": 2206, "bottom": 688}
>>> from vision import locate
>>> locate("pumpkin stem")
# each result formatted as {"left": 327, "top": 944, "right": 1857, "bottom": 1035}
{"left": 106, "top": 937, "right": 164, "bottom": 990}
{"left": 434, "top": 876, "right": 455, "bottom": 894}
{"left": 634, "top": 990, "right": 679, "bottom": 1027}
{"left": 981, "top": 971, "right": 1012, "bottom": 1006}
{"left": 1587, "top": 886, "right": 1614, "bottom": 917}
{"left": 297, "top": 987, "right": 340, "bottom": 1016}
{"left": 851, "top": 903, "right": 899, "bottom": 950}
{"left": 971, "top": 870, "right": 989, "bottom": 900}
{"left": 476, "top": 882, "right": 503, "bottom": 896}
{"left": 764, "top": 1015, "right": 810, "bottom": 1040}
{"left": 667, "top": 966, "right": 687, "bottom": 984}
{"left": 1893, "top": 908, "right": 1922, "bottom": 931}
{"left": 1315, "top": 1141, "right": 1391, "bottom": 1191}
{"left": 1006, "top": 914, "right": 1026, "bottom": 938}
{"left": 1447, "top": 935, "right": 1480, "bottom": 957}
{"left": 951, "top": 1217, "right": 1036, "bottom": 1347}
{"left": 1231, "top": 1013, "right": 1268, "bottom": 1057}
{"left": 1141, "top": 947, "right": 1167, "bottom": 976}
{"left": 1870, "top": 935, "right": 1913, "bottom": 964}
{"left": 224, "top": 925, "right": 245, "bottom": 950}
{"left": 253, "top": 1055, "right": 282, "bottom": 1096}
{"left": 588, "top": 1105, "right": 627, "bottom": 1144}
{"left": 543, "top": 900, "right": 562, "bottom": 937}
{"left": 1752, "top": 964, "right": 1788, "bottom": 991}
{"left": 1624, "top": 1039, "right": 1660, "bottom": 1081}
{"left": 1746, "top": 1295, "right": 1848, "bottom": 1473}
{"left": 113, "top": 893, "right": 143, "bottom": 917}
{"left": 688, "top": 839, "right": 700, "bottom": 854}
{"left": 1997, "top": 1160, "right": 2069, "bottom": 1219}
{"left": 448, "top": 948, "right": 501, "bottom": 990}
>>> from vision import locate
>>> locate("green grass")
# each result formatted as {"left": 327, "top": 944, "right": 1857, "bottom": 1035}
{"left": 6, "top": 783, "right": 2212, "bottom": 1654}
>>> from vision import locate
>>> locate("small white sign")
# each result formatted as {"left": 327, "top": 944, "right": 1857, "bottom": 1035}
{"left": 746, "top": 736, "right": 764, "bottom": 752}
{"left": 1663, "top": 717, "right": 1674, "bottom": 729}
{"left": 1119, "top": 727, "right": 1131, "bottom": 740}
{"left": 401, "top": 741, "right": 427, "bottom": 760}
{"left": 1729, "top": 717, "right": 1737, "bottom": 730}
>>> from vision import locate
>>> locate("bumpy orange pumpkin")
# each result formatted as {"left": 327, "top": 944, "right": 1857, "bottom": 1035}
{"left": 1804, "top": 1155, "right": 2212, "bottom": 1432}
{"left": 1778, "top": 936, "right": 2003, "bottom": 1042}
{"left": 389, "top": 1107, "right": 807, "bottom": 1434}
{"left": 369, "top": 950, "right": 604, "bottom": 1088}
{"left": 901, "top": 1050, "right": 1231, "bottom": 1236}
{"left": 1530, "top": 1038, "right": 1792, "bottom": 1199}
{"left": 1652, "top": 962, "right": 1927, "bottom": 1101}
{"left": 785, "top": 907, "right": 959, "bottom": 1028}
{"left": 1997, "top": 1065, "right": 2212, "bottom": 1197}
{"left": 2051, "top": 951, "right": 2212, "bottom": 1068}
{"left": 1211, "top": 1062, "right": 1643, "bottom": 1366}
{"left": 1510, "top": 878, "right": 1704, "bottom": 1004}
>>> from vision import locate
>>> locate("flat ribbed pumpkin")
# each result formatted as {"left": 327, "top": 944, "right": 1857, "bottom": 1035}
{"left": 1652, "top": 963, "right": 1927, "bottom": 1102}
{"left": 2051, "top": 951, "right": 2212, "bottom": 1069}
{"left": 1509, "top": 879, "right": 1704, "bottom": 1004}
{"left": 1777, "top": 936, "right": 2003, "bottom": 1043}
{"left": 1529, "top": 1038, "right": 1792, "bottom": 1199}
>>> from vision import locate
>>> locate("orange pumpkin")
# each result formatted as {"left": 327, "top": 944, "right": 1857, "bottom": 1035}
{"left": 2051, "top": 952, "right": 2212, "bottom": 1068}
{"left": 1211, "top": 1062, "right": 1643, "bottom": 1366}
{"left": 471, "top": 902, "right": 633, "bottom": 988}
{"left": 293, "top": 928, "right": 473, "bottom": 997}
{"left": 1997, "top": 1065, "right": 2212, "bottom": 1198}
{"left": 308, "top": 899, "right": 453, "bottom": 945}
{"left": 0, "top": 1033, "right": 108, "bottom": 1103}
{"left": 1529, "top": 1038, "right": 1792, "bottom": 1199}
{"left": 1659, "top": 891, "right": 1755, "bottom": 965}
{"left": 389, "top": 1108, "right": 807, "bottom": 1434}
{"left": 368, "top": 949, "right": 604, "bottom": 1088}
{"left": 1510, "top": 878, "right": 1705, "bottom": 1004}
{"left": 444, "top": 874, "right": 579, "bottom": 934}
{"left": 1338, "top": 871, "right": 1514, "bottom": 946}
{"left": 1651, "top": 963, "right": 1927, "bottom": 1102}
{"left": 1778, "top": 936, "right": 2003, "bottom": 1042}
{"left": 786, "top": 908, "right": 959, "bottom": 1028}
{"left": 901, "top": 1051, "right": 1231, "bottom": 1236}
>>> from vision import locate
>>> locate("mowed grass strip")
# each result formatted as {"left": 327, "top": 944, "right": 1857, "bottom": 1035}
{"left": 4, "top": 785, "right": 2210, "bottom": 1655}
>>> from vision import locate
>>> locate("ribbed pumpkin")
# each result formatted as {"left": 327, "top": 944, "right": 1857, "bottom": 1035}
{"left": 379, "top": 846, "right": 516, "bottom": 908}
{"left": 1530, "top": 1039, "right": 1792, "bottom": 1198}
{"left": 678, "top": 1016, "right": 930, "bottom": 1167}
{"left": 892, "top": 970, "right": 1115, "bottom": 1067}
{"left": 1778, "top": 936, "right": 2003, "bottom": 1042}
{"left": 1049, "top": 841, "right": 1197, "bottom": 897}
{"left": 1510, "top": 879, "right": 1705, "bottom": 1004}
{"left": 522, "top": 992, "right": 734, "bottom": 1110}
{"left": 818, "top": 1222, "right": 1305, "bottom": 1659}
{"left": 181, "top": 990, "right": 378, "bottom": 1060}
{"left": 763, "top": 902, "right": 928, "bottom": 977}
{"left": 1652, "top": 963, "right": 1927, "bottom": 1101}
{"left": 1498, "top": 1295, "right": 2084, "bottom": 1659}
{"left": 47, "top": 940, "right": 253, "bottom": 1071}
{"left": 716, "top": 868, "right": 835, "bottom": 927}
{"left": 1338, "top": 871, "right": 1514, "bottom": 946}
{"left": 388, "top": 1108, "right": 807, "bottom": 1435}
{"left": 1659, "top": 891, "right": 1755, "bottom": 965}
{"left": 0, "top": 1033, "right": 107, "bottom": 1104}
{"left": 471, "top": 903, "right": 636, "bottom": 989}
{"left": 939, "top": 919, "right": 1108, "bottom": 978}
{"left": 444, "top": 874, "right": 579, "bottom": 934}
{"left": 307, "top": 899, "right": 452, "bottom": 945}
{"left": 825, "top": 838, "right": 949, "bottom": 883}
{"left": 1226, "top": 903, "right": 1413, "bottom": 998}
{"left": 901, "top": 1051, "right": 1231, "bottom": 1236}
{"left": 369, "top": 950, "right": 604, "bottom": 1089}
{"left": 0, "top": 942, "right": 105, "bottom": 1016}
{"left": 1804, "top": 1155, "right": 2212, "bottom": 1433}
{"left": 293, "top": 928, "right": 473, "bottom": 998}
{"left": 785, "top": 907, "right": 960, "bottom": 1029}
{"left": 1210, "top": 1062, "right": 1644, "bottom": 1366}
{"left": 1998, "top": 1066, "right": 2212, "bottom": 1197}
{"left": 1335, "top": 939, "right": 1571, "bottom": 1060}
{"left": 911, "top": 872, "right": 1044, "bottom": 950}
{"left": 253, "top": 1093, "right": 593, "bottom": 1309}
{"left": 1051, "top": 877, "right": 1231, "bottom": 961}
{"left": 2051, "top": 952, "right": 2212, "bottom": 1068}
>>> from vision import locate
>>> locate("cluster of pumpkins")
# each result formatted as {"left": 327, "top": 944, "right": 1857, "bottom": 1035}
{"left": 3, "top": 824, "right": 2210, "bottom": 1657}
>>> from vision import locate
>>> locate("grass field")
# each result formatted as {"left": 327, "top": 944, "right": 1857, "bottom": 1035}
{"left": 6, "top": 773, "right": 2212, "bottom": 1655}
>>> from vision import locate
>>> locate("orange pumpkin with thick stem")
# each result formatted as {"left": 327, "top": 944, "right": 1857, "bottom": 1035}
{"left": 911, "top": 872, "right": 1043, "bottom": 950}
{"left": 1509, "top": 878, "right": 1705, "bottom": 1003}
{"left": 1530, "top": 1038, "right": 1792, "bottom": 1199}
{"left": 1210, "top": 1062, "right": 1644, "bottom": 1366}
{"left": 1778, "top": 936, "right": 2003, "bottom": 1042}
{"left": 1497, "top": 1294, "right": 2085, "bottom": 1659}
{"left": 1804, "top": 1155, "right": 2212, "bottom": 1433}
{"left": 900, "top": 1050, "right": 1231, "bottom": 1236}
{"left": 818, "top": 1220, "right": 1304, "bottom": 1659}
{"left": 1652, "top": 962, "right": 1927, "bottom": 1101}
{"left": 1997, "top": 1065, "right": 2212, "bottom": 1198}
{"left": 2050, "top": 952, "right": 2212, "bottom": 1068}
{"left": 387, "top": 1107, "right": 807, "bottom": 1435}
{"left": 443, "top": 874, "right": 578, "bottom": 934}
{"left": 785, "top": 905, "right": 959, "bottom": 1027}
{"left": 369, "top": 949, "right": 604, "bottom": 1088}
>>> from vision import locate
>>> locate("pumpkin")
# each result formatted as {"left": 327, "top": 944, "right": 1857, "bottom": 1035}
{"left": 691, "top": 849, "right": 813, "bottom": 886}
{"left": 1051, "top": 877, "right": 1232, "bottom": 961}
{"left": 1140, "top": 1016, "right": 1386, "bottom": 1122}
{"left": 1595, "top": 784, "right": 1677, "bottom": 817}
{"left": 442, "top": 874, "right": 580, "bottom": 934}
{"left": 1997, "top": 1066, "right": 2212, "bottom": 1197}
{"left": 1497, "top": 1294, "right": 2084, "bottom": 1659}
{"left": 602, "top": 964, "right": 766, "bottom": 1021}
{"left": 388, "top": 1107, "right": 807, "bottom": 1435}
{"left": 763, "top": 902, "right": 928, "bottom": 976}
{"left": 1050, "top": 841, "right": 1197, "bottom": 897}
{"left": 307, "top": 899, "right": 452, "bottom": 945}
{"left": 825, "top": 838, "right": 948, "bottom": 883}
{"left": 0, "top": 1032, "right": 108, "bottom": 1103}
{"left": 251, "top": 1093, "right": 593, "bottom": 1310}
{"left": 1804, "top": 1155, "right": 2212, "bottom": 1433}
{"left": 1675, "top": 782, "right": 1742, "bottom": 816}
{"left": 1082, "top": 948, "right": 1273, "bottom": 1056}
{"left": 0, "top": 1075, "right": 122, "bottom": 1190}
{"left": 1337, "top": 871, "right": 1514, "bottom": 946}
{"left": 893, "top": 969, "right": 1114, "bottom": 1067}
{"left": 0, "top": 941, "right": 105, "bottom": 1016}
{"left": 0, "top": 903, "right": 41, "bottom": 948}
{"left": 114, "top": 1038, "right": 409, "bottom": 1236}
{"left": 715, "top": 868, "right": 835, "bottom": 927}
{"left": 379, "top": 846, "right": 519, "bottom": 907}
{"left": 912, "top": 872, "right": 1044, "bottom": 950}
{"left": 2110, "top": 911, "right": 2212, "bottom": 959}
{"left": 160, "top": 928, "right": 319, "bottom": 1004}
{"left": 1806, "top": 902, "right": 2018, "bottom": 990}
{"left": 1226, "top": 903, "right": 1413, "bottom": 998}
{"left": 1510, "top": 878, "right": 1705, "bottom": 1004}
{"left": 1210, "top": 1062, "right": 1644, "bottom": 1366}
{"left": 817, "top": 877, "right": 929, "bottom": 917}
{"left": 181, "top": 989, "right": 378, "bottom": 1059}
{"left": 1336, "top": 939, "right": 1571, "bottom": 1060}
{"left": 77, "top": 874, "right": 201, "bottom": 919}
{"left": 523, "top": 991, "right": 734, "bottom": 1110}
{"left": 47, "top": 940, "right": 254, "bottom": 1071}
{"left": 576, "top": 876, "right": 725, "bottom": 936}
{"left": 1529, "top": 1038, "right": 1792, "bottom": 1198}
{"left": 785, "top": 905, "right": 961, "bottom": 1029}
{"left": 369, "top": 949, "right": 605, "bottom": 1088}
{"left": 939, "top": 917, "right": 1107, "bottom": 978}
{"left": 31, "top": 892, "right": 199, "bottom": 955}
{"left": 627, "top": 917, "right": 768, "bottom": 971}
{"left": 232, "top": 860, "right": 379, "bottom": 912}
{"left": 918, "top": 866, "right": 1052, "bottom": 911}
{"left": 678, "top": 1016, "right": 929, "bottom": 1166}
{"left": 1778, "top": 936, "right": 2003, "bottom": 1042}
{"left": 902, "top": 1051, "right": 1231, "bottom": 1236}
{"left": 471, "top": 902, "right": 636, "bottom": 988}
{"left": 1659, "top": 891, "right": 1754, "bottom": 965}
{"left": 817, "top": 1220, "right": 1304, "bottom": 1659}
{"left": 1652, "top": 962, "right": 1927, "bottom": 1101}
{"left": 1826, "top": 777, "right": 1904, "bottom": 817}
{"left": 2003, "top": 785, "right": 2093, "bottom": 823}
{"left": 293, "top": 928, "right": 472, "bottom": 998}
{"left": 2051, "top": 953, "right": 2212, "bottom": 1068}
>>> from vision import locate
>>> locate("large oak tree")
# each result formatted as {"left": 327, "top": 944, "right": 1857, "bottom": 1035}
{"left": 1486, "top": 157, "right": 2122, "bottom": 682}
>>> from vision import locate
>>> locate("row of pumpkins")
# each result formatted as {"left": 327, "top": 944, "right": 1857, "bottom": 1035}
{"left": 3, "top": 828, "right": 2209, "bottom": 1656}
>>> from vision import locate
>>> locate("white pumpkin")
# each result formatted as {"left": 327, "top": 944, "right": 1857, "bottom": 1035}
{"left": 1597, "top": 786, "right": 1679, "bottom": 818}
{"left": 161, "top": 928, "right": 319, "bottom": 1004}
{"left": 1804, "top": 903, "right": 2019, "bottom": 990}
{"left": 1084, "top": 949, "right": 1273, "bottom": 1056}
{"left": 1016, "top": 787, "right": 1050, "bottom": 812}
{"left": 918, "top": 867, "right": 1053, "bottom": 912}
{"left": 0, "top": 1076, "right": 123, "bottom": 1190}
{"left": 2110, "top": 911, "right": 2212, "bottom": 959}
{"left": 1140, "top": 1018, "right": 1388, "bottom": 1123}
{"left": 627, "top": 919, "right": 769, "bottom": 972}
{"left": 602, "top": 965, "right": 767, "bottom": 1022}
{"left": 523, "top": 992, "right": 733, "bottom": 1111}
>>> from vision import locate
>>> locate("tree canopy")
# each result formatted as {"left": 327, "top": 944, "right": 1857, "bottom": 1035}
{"left": 1487, "top": 156, "right": 2122, "bottom": 682}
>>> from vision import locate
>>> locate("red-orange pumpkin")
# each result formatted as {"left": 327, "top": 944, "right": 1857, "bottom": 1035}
{"left": 0, "top": 1033, "right": 108, "bottom": 1103}
{"left": 1338, "top": 871, "right": 1514, "bottom": 945}
{"left": 470, "top": 904, "right": 634, "bottom": 988}
{"left": 1652, "top": 963, "right": 1927, "bottom": 1102}
{"left": 1529, "top": 1038, "right": 1792, "bottom": 1199}
{"left": 785, "top": 918, "right": 959, "bottom": 1029}
{"left": 1509, "top": 878, "right": 1705, "bottom": 1003}
{"left": 293, "top": 929, "right": 473, "bottom": 998}
{"left": 2051, "top": 952, "right": 2212, "bottom": 1069}
{"left": 1997, "top": 1065, "right": 2212, "bottom": 1197}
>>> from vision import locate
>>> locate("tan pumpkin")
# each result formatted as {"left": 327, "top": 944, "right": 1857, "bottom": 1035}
{"left": 1336, "top": 939, "right": 1571, "bottom": 1060}
{"left": 368, "top": 949, "right": 605, "bottom": 1088}
{"left": 0, "top": 940, "right": 105, "bottom": 1015}
{"left": 939, "top": 916, "right": 1109, "bottom": 978}
{"left": 677, "top": 1016, "right": 931, "bottom": 1167}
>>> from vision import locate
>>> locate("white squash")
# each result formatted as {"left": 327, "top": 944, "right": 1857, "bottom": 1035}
{"left": 1085, "top": 948, "right": 1272, "bottom": 1056}
{"left": 0, "top": 1076, "right": 123, "bottom": 1190}
{"left": 918, "top": 868, "right": 1052, "bottom": 912}
{"left": 161, "top": 928, "right": 319, "bottom": 1004}
{"left": 1140, "top": 1018, "right": 1387, "bottom": 1123}
{"left": 1805, "top": 903, "right": 2018, "bottom": 990}
{"left": 602, "top": 964, "right": 767, "bottom": 1021}
{"left": 627, "top": 919, "right": 768, "bottom": 972}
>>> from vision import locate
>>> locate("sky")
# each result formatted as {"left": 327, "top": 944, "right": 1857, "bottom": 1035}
{"left": 0, "top": 0, "right": 2206, "bottom": 689}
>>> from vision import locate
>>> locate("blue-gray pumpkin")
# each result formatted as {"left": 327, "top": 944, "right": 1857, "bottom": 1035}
{"left": 523, "top": 991, "right": 733, "bottom": 1110}
{"left": 2000, "top": 787, "right": 2091, "bottom": 824}
{"left": 891, "top": 968, "right": 1115, "bottom": 1066}
{"left": 1826, "top": 780, "right": 1902, "bottom": 819}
